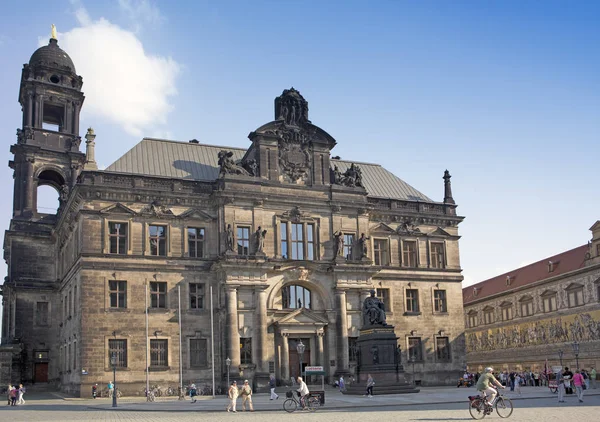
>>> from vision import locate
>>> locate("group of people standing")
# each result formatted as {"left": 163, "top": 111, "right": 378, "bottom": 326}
{"left": 6, "top": 384, "right": 26, "bottom": 406}
{"left": 556, "top": 367, "right": 595, "bottom": 403}
{"left": 225, "top": 379, "right": 256, "bottom": 412}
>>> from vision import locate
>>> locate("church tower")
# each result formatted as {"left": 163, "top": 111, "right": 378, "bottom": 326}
{"left": 11, "top": 25, "right": 85, "bottom": 218}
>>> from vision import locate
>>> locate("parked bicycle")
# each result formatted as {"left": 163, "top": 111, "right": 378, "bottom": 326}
{"left": 283, "top": 390, "right": 320, "bottom": 413}
{"left": 468, "top": 388, "right": 513, "bottom": 419}
{"left": 101, "top": 387, "right": 122, "bottom": 398}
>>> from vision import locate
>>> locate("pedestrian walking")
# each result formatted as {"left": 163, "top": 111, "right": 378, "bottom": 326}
{"left": 9, "top": 386, "right": 17, "bottom": 406}
{"left": 339, "top": 375, "right": 345, "bottom": 392}
{"left": 17, "top": 384, "right": 25, "bottom": 405}
{"left": 557, "top": 370, "right": 565, "bottom": 403}
{"left": 240, "top": 380, "right": 254, "bottom": 412}
{"left": 365, "top": 374, "right": 374, "bottom": 397}
{"left": 226, "top": 380, "right": 239, "bottom": 413}
{"left": 591, "top": 367, "right": 597, "bottom": 389}
{"left": 269, "top": 375, "right": 279, "bottom": 400}
{"left": 582, "top": 370, "right": 590, "bottom": 390}
{"left": 514, "top": 374, "right": 522, "bottom": 395}
{"left": 189, "top": 383, "right": 197, "bottom": 403}
{"left": 7, "top": 385, "right": 12, "bottom": 405}
{"left": 107, "top": 381, "right": 114, "bottom": 398}
{"left": 573, "top": 370, "right": 585, "bottom": 403}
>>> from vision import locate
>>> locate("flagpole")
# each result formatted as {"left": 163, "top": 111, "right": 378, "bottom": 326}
{"left": 210, "top": 285, "right": 215, "bottom": 398}
{"left": 145, "top": 282, "right": 149, "bottom": 400}
{"left": 178, "top": 285, "right": 183, "bottom": 398}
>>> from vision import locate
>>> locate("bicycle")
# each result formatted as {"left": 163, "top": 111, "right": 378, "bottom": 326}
{"left": 283, "top": 390, "right": 320, "bottom": 413}
{"left": 468, "top": 388, "right": 513, "bottom": 420}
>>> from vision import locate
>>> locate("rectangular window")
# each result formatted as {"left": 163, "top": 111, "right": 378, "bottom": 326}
{"left": 520, "top": 300, "right": 534, "bottom": 317}
{"left": 109, "top": 222, "right": 128, "bottom": 254}
{"left": 149, "top": 225, "right": 167, "bottom": 256}
{"left": 348, "top": 336, "right": 358, "bottom": 363}
{"left": 376, "top": 288, "right": 389, "bottom": 310}
{"left": 408, "top": 337, "right": 423, "bottom": 361}
{"left": 568, "top": 289, "right": 584, "bottom": 307}
{"left": 543, "top": 295, "right": 557, "bottom": 312}
{"left": 150, "top": 339, "right": 168, "bottom": 367}
{"left": 35, "top": 301, "right": 49, "bottom": 326}
{"left": 306, "top": 223, "right": 315, "bottom": 260}
{"left": 343, "top": 233, "right": 354, "bottom": 260}
{"left": 406, "top": 289, "right": 420, "bottom": 313}
{"left": 436, "top": 337, "right": 450, "bottom": 361}
{"left": 281, "top": 222, "right": 288, "bottom": 259}
{"left": 190, "top": 339, "right": 208, "bottom": 368}
{"left": 484, "top": 309, "right": 494, "bottom": 324}
{"left": 240, "top": 337, "right": 252, "bottom": 364}
{"left": 501, "top": 306, "right": 513, "bottom": 321}
{"left": 402, "top": 241, "right": 417, "bottom": 267}
{"left": 434, "top": 290, "right": 447, "bottom": 313}
{"left": 150, "top": 282, "right": 167, "bottom": 308}
{"left": 73, "top": 285, "right": 77, "bottom": 316}
{"left": 188, "top": 227, "right": 205, "bottom": 258}
{"left": 468, "top": 313, "right": 478, "bottom": 328}
{"left": 109, "top": 280, "right": 127, "bottom": 308}
{"left": 430, "top": 242, "right": 445, "bottom": 269}
{"left": 373, "top": 239, "right": 389, "bottom": 266}
{"left": 290, "top": 223, "right": 304, "bottom": 260}
{"left": 73, "top": 342, "right": 77, "bottom": 370}
{"left": 109, "top": 339, "right": 127, "bottom": 368}
{"left": 237, "top": 226, "right": 250, "bottom": 256}
{"left": 189, "top": 283, "right": 205, "bottom": 309}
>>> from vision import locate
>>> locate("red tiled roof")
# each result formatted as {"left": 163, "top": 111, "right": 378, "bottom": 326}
{"left": 463, "top": 244, "right": 588, "bottom": 305}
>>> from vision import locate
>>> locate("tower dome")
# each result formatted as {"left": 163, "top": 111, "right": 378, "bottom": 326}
{"left": 29, "top": 38, "right": 76, "bottom": 73}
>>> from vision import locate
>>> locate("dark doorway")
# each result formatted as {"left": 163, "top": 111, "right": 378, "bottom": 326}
{"left": 288, "top": 338, "right": 311, "bottom": 379}
{"left": 34, "top": 362, "right": 48, "bottom": 383}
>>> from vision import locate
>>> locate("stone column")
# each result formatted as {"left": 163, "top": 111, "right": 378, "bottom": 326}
{"left": 73, "top": 102, "right": 80, "bottom": 135}
{"left": 84, "top": 128, "right": 98, "bottom": 170}
{"left": 24, "top": 157, "right": 35, "bottom": 214}
{"left": 255, "top": 288, "right": 268, "bottom": 372}
{"left": 280, "top": 331, "right": 289, "bottom": 382}
{"left": 226, "top": 285, "right": 241, "bottom": 368}
{"left": 317, "top": 330, "right": 325, "bottom": 366}
{"left": 335, "top": 289, "right": 349, "bottom": 373}
{"left": 26, "top": 93, "right": 33, "bottom": 127}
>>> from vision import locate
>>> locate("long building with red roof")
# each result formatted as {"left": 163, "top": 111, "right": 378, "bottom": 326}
{"left": 463, "top": 221, "right": 600, "bottom": 373}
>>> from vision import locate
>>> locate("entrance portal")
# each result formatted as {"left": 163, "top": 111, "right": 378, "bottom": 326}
{"left": 288, "top": 338, "right": 311, "bottom": 379}
{"left": 34, "top": 362, "right": 48, "bottom": 383}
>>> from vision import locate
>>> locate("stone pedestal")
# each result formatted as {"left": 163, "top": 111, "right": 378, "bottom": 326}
{"left": 344, "top": 325, "right": 419, "bottom": 395}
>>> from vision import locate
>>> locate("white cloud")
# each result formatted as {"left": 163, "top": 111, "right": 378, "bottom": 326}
{"left": 42, "top": 4, "right": 180, "bottom": 137}
{"left": 118, "top": 0, "right": 164, "bottom": 32}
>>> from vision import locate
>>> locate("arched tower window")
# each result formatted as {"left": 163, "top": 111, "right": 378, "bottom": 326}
{"left": 282, "top": 285, "right": 311, "bottom": 309}
{"left": 36, "top": 169, "right": 65, "bottom": 214}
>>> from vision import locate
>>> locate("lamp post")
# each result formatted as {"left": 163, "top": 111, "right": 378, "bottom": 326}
{"left": 110, "top": 352, "right": 117, "bottom": 408}
{"left": 572, "top": 342, "right": 580, "bottom": 370}
{"left": 558, "top": 350, "right": 564, "bottom": 368}
{"left": 226, "top": 357, "right": 231, "bottom": 388}
{"left": 297, "top": 340, "right": 306, "bottom": 380}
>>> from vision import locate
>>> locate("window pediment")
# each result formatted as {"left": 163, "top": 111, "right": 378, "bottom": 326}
{"left": 541, "top": 290, "right": 557, "bottom": 297}
{"left": 519, "top": 295, "right": 533, "bottom": 302}
{"left": 565, "top": 283, "right": 584, "bottom": 291}
{"left": 500, "top": 301, "right": 512, "bottom": 308}
{"left": 178, "top": 208, "right": 215, "bottom": 221}
{"left": 370, "top": 222, "right": 396, "bottom": 234}
{"left": 281, "top": 206, "right": 314, "bottom": 222}
{"left": 100, "top": 203, "right": 137, "bottom": 215}
{"left": 467, "top": 310, "right": 478, "bottom": 316}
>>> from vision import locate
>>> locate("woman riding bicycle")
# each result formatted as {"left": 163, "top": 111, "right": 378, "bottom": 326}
{"left": 476, "top": 367, "right": 505, "bottom": 406}
{"left": 296, "top": 377, "right": 310, "bottom": 408}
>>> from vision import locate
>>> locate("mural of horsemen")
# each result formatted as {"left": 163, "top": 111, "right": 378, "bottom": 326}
{"left": 467, "top": 311, "right": 600, "bottom": 353}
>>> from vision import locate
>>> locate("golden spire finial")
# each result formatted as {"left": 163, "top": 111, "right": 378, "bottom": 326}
{"left": 51, "top": 24, "right": 57, "bottom": 40}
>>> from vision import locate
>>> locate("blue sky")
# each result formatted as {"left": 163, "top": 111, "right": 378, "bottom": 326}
{"left": 0, "top": 0, "right": 598, "bottom": 290}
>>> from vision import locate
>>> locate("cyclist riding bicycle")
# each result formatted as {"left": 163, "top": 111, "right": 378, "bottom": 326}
{"left": 296, "top": 377, "right": 310, "bottom": 409}
{"left": 476, "top": 367, "right": 505, "bottom": 406}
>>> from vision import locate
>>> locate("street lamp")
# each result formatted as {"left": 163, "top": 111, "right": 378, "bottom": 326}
{"left": 558, "top": 350, "right": 564, "bottom": 368}
{"left": 110, "top": 352, "right": 117, "bottom": 408}
{"left": 226, "top": 357, "right": 231, "bottom": 388}
{"left": 571, "top": 342, "right": 580, "bottom": 370}
{"left": 297, "top": 340, "right": 306, "bottom": 380}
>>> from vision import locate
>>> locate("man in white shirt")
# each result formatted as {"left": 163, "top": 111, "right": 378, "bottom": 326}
{"left": 296, "top": 377, "right": 310, "bottom": 409}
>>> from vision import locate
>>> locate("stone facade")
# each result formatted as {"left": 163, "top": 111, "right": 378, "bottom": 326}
{"left": 463, "top": 221, "right": 600, "bottom": 373}
{"left": 1, "top": 33, "right": 467, "bottom": 395}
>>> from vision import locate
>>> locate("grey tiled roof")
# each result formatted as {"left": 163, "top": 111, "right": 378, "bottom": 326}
{"left": 106, "top": 138, "right": 432, "bottom": 202}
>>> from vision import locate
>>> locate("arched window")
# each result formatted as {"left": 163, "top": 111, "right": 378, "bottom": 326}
{"left": 282, "top": 285, "right": 311, "bottom": 309}
{"left": 37, "top": 184, "right": 59, "bottom": 214}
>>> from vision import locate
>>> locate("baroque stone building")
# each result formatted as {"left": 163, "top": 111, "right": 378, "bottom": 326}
{"left": 463, "top": 222, "right": 600, "bottom": 373}
{"left": 1, "top": 33, "right": 466, "bottom": 395}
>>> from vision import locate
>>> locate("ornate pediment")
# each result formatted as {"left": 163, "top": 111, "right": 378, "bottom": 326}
{"left": 428, "top": 227, "right": 452, "bottom": 237}
{"left": 397, "top": 220, "right": 422, "bottom": 235}
{"left": 178, "top": 208, "right": 215, "bottom": 221}
{"left": 281, "top": 206, "right": 312, "bottom": 222}
{"left": 275, "top": 308, "right": 329, "bottom": 326}
{"left": 99, "top": 203, "right": 137, "bottom": 215}
{"left": 370, "top": 222, "right": 396, "bottom": 234}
